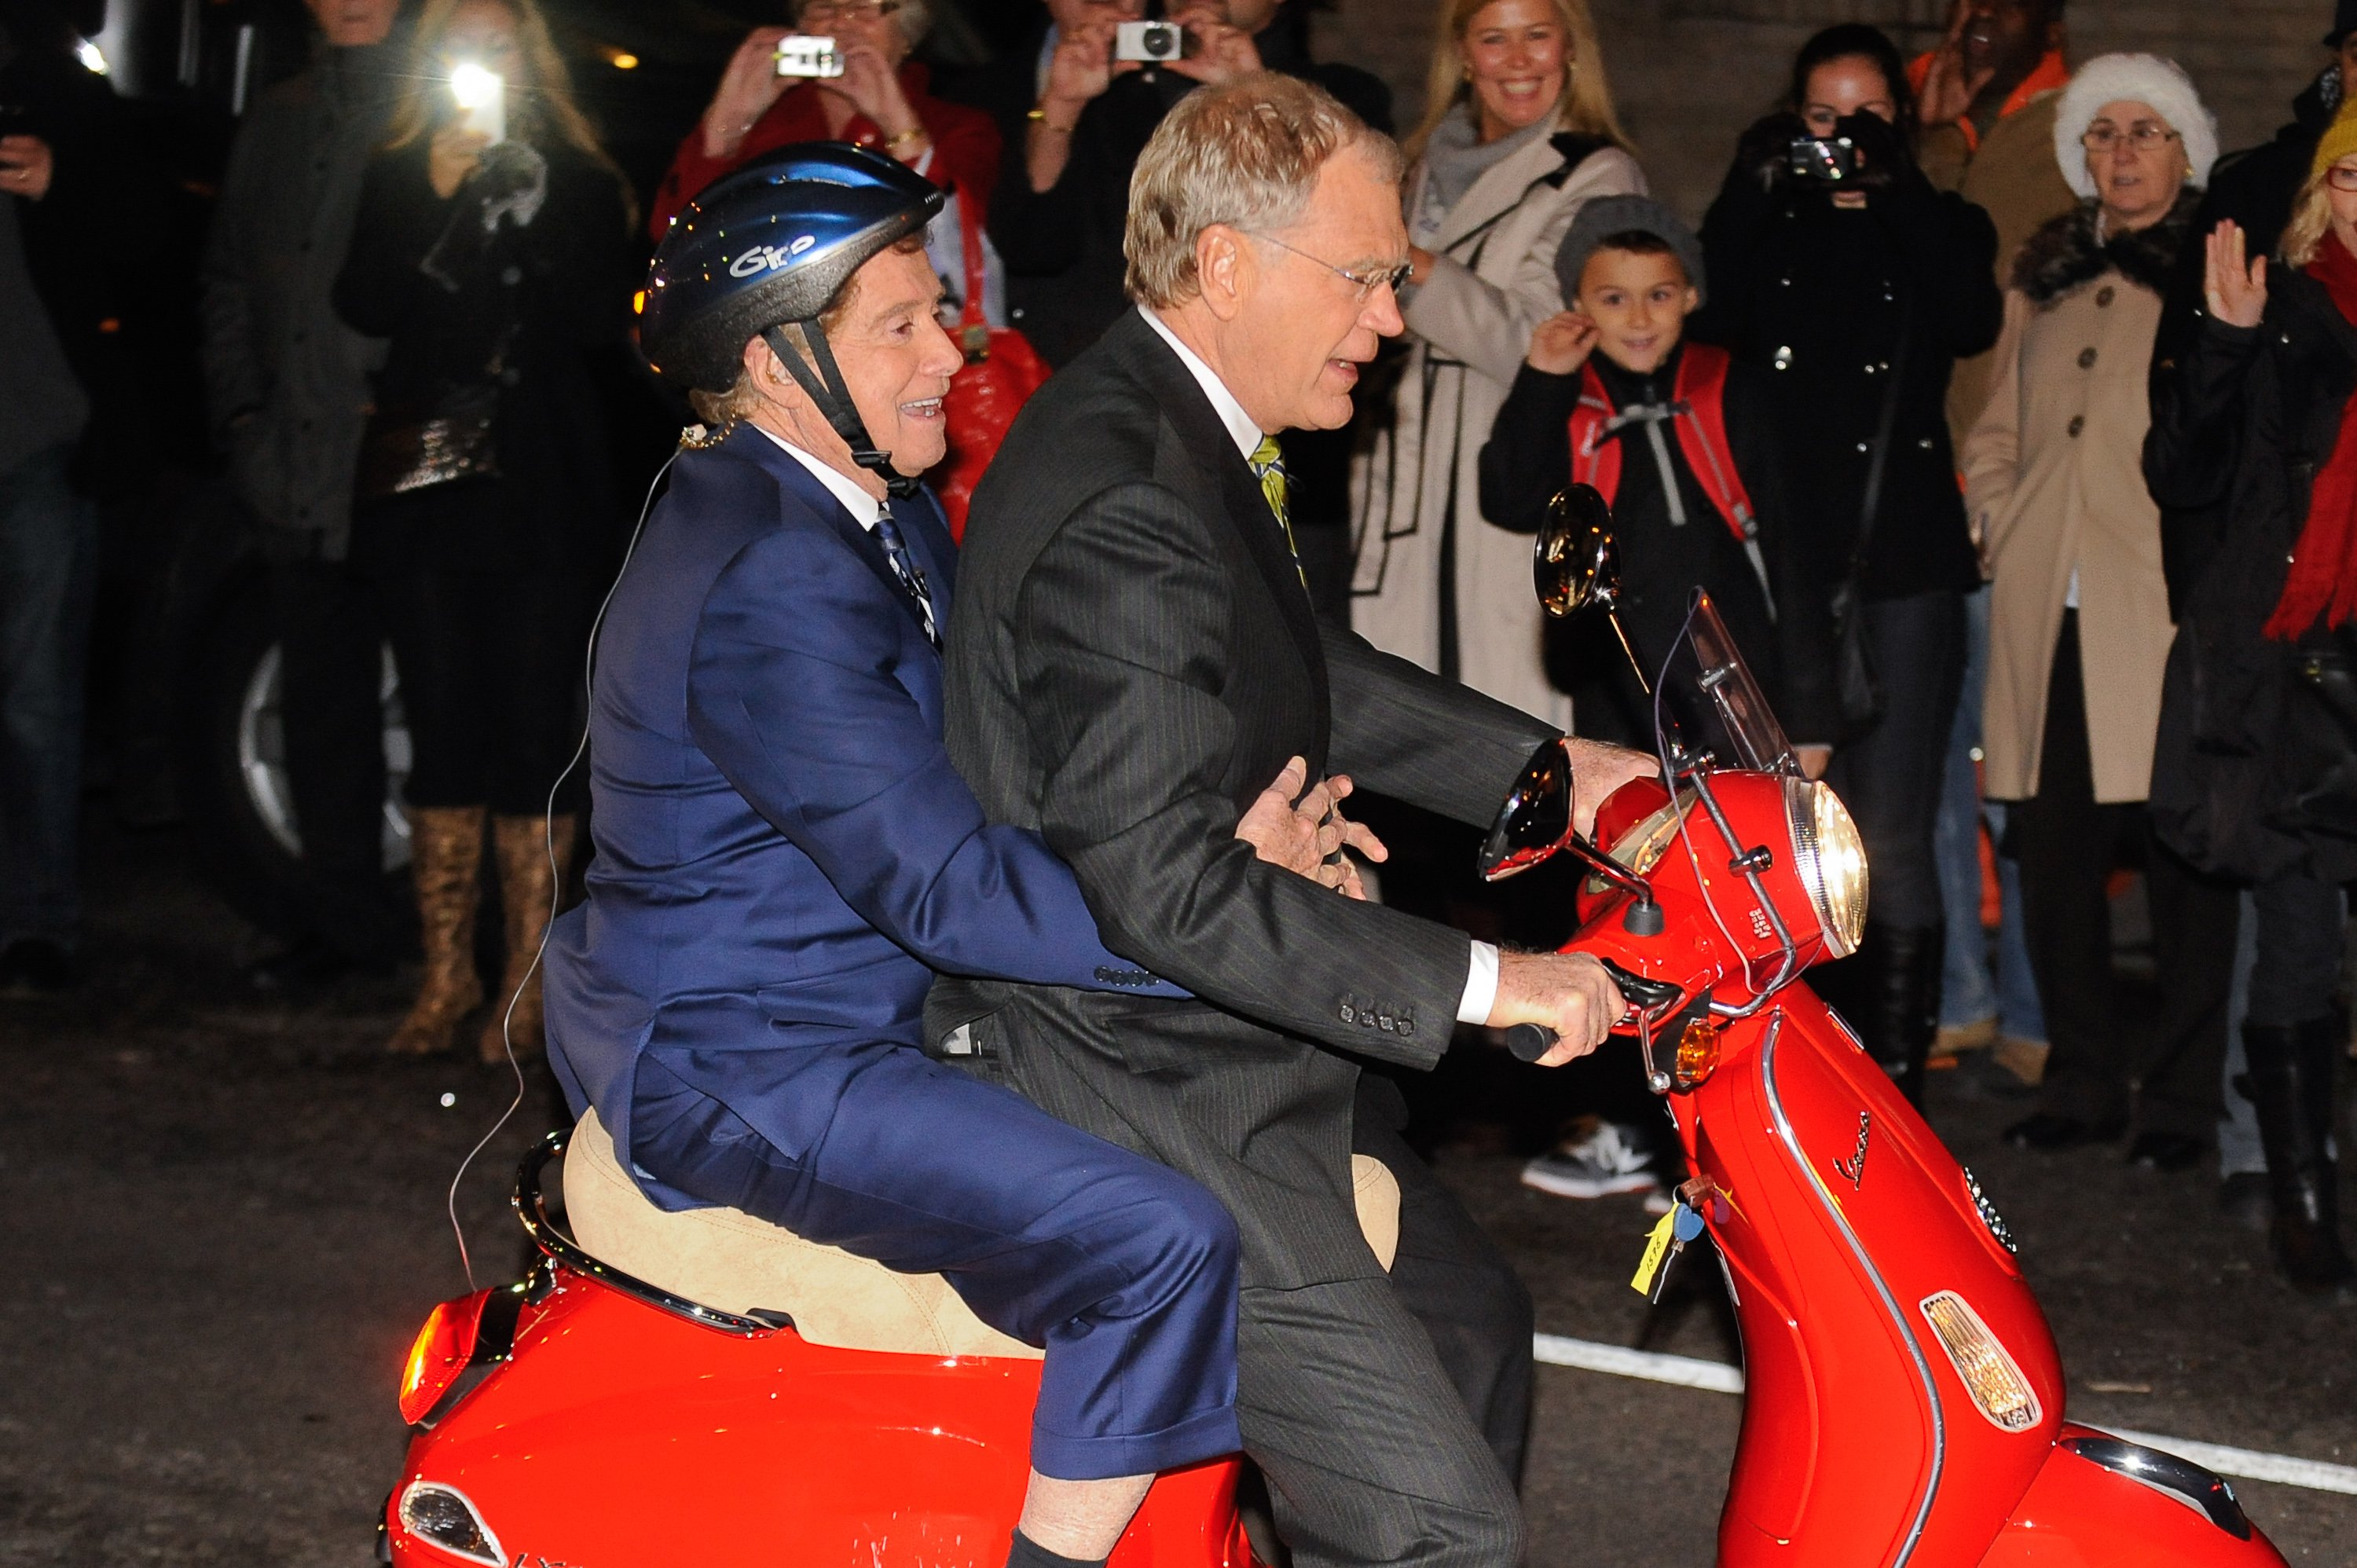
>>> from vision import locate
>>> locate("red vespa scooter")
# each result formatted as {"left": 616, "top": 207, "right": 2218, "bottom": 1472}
{"left": 377, "top": 488, "right": 2288, "bottom": 1568}
{"left": 1469, "top": 492, "right": 2289, "bottom": 1567}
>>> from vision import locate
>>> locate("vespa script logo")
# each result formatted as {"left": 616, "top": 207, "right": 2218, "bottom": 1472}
{"left": 1831, "top": 1111, "right": 1871, "bottom": 1190}
{"left": 728, "top": 234, "right": 818, "bottom": 278}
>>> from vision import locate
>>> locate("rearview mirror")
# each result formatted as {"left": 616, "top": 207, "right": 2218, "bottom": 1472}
{"left": 1536, "top": 486, "right": 1620, "bottom": 618}
{"left": 1479, "top": 740, "right": 1577, "bottom": 882}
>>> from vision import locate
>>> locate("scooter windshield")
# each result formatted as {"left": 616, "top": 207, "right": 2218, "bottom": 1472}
{"left": 1651, "top": 590, "right": 1799, "bottom": 776}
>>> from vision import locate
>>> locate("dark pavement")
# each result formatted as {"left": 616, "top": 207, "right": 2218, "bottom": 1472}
{"left": 3, "top": 820, "right": 2352, "bottom": 1565}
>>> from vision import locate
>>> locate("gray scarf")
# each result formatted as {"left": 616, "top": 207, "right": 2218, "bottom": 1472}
{"left": 1414, "top": 103, "right": 1552, "bottom": 242}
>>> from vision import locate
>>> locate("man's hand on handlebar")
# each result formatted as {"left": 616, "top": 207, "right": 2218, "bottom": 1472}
{"left": 1563, "top": 738, "right": 1659, "bottom": 840}
{"left": 1235, "top": 756, "right": 1388, "bottom": 898}
{"left": 1486, "top": 950, "right": 1626, "bottom": 1066}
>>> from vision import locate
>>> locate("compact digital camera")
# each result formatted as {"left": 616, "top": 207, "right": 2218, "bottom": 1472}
{"left": 1787, "top": 135, "right": 1860, "bottom": 182}
{"left": 775, "top": 35, "right": 846, "bottom": 79}
{"left": 1114, "top": 20, "right": 1183, "bottom": 62}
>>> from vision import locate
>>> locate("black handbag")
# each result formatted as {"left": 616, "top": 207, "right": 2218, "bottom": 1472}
{"left": 1828, "top": 300, "right": 1915, "bottom": 736}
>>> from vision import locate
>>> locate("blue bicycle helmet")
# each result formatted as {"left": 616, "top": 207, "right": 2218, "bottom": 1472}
{"left": 641, "top": 141, "right": 944, "bottom": 495}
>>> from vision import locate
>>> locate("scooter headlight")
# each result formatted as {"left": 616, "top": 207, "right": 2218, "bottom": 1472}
{"left": 1783, "top": 777, "right": 1868, "bottom": 958}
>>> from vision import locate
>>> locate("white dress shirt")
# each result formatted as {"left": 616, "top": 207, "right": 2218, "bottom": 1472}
{"left": 1140, "top": 308, "right": 1501, "bottom": 1025}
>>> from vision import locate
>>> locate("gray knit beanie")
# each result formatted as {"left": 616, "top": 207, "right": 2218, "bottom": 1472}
{"left": 1553, "top": 195, "right": 1707, "bottom": 309}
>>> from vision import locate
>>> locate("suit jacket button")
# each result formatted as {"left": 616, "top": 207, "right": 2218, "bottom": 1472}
{"left": 1339, "top": 999, "right": 1357, "bottom": 1024}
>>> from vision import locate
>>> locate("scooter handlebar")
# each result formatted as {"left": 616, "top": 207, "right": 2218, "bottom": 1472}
{"left": 1501, "top": 961, "right": 1684, "bottom": 1062}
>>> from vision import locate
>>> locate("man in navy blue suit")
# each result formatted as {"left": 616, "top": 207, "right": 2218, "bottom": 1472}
{"left": 543, "top": 147, "right": 1366, "bottom": 1568}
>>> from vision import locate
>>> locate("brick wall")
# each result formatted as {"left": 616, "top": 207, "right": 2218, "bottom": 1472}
{"left": 1314, "top": 0, "right": 2336, "bottom": 219}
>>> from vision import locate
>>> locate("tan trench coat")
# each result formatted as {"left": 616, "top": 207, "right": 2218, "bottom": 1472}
{"left": 1348, "top": 137, "right": 1645, "bottom": 731}
{"left": 1964, "top": 273, "right": 2176, "bottom": 804}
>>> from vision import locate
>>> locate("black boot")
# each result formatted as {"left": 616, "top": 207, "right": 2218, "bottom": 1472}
{"left": 2242, "top": 1019, "right": 2355, "bottom": 1291}
{"left": 1838, "top": 923, "right": 1942, "bottom": 1109}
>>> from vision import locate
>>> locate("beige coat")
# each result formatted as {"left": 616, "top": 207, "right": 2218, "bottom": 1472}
{"left": 1348, "top": 138, "right": 1645, "bottom": 731}
{"left": 1964, "top": 276, "right": 2176, "bottom": 804}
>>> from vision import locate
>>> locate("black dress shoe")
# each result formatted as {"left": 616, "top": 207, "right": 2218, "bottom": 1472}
{"left": 0, "top": 938, "right": 77, "bottom": 997}
{"left": 2003, "top": 1112, "right": 2126, "bottom": 1151}
{"left": 2128, "top": 1131, "right": 2205, "bottom": 1172}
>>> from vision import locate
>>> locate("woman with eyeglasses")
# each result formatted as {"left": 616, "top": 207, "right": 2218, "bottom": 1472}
{"left": 648, "top": 0, "right": 999, "bottom": 276}
{"left": 2142, "top": 101, "right": 2357, "bottom": 1291}
{"left": 1347, "top": 0, "right": 1641, "bottom": 735}
{"left": 1691, "top": 24, "right": 2002, "bottom": 1106}
{"left": 1963, "top": 55, "right": 2231, "bottom": 1163}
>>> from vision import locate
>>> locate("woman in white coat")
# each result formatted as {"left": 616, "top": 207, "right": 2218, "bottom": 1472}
{"left": 1348, "top": 0, "right": 1643, "bottom": 731}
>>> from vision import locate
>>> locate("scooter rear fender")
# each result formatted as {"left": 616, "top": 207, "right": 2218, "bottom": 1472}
{"left": 388, "top": 1269, "right": 1259, "bottom": 1568}
{"left": 1977, "top": 1424, "right": 2288, "bottom": 1567}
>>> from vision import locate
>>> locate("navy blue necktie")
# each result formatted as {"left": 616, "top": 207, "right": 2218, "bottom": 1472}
{"left": 873, "top": 505, "right": 940, "bottom": 647}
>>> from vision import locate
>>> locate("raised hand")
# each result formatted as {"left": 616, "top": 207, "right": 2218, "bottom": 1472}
{"left": 1527, "top": 311, "right": 1600, "bottom": 376}
{"left": 429, "top": 126, "right": 492, "bottom": 200}
{"left": 1166, "top": 0, "right": 1262, "bottom": 87}
{"left": 2204, "top": 218, "right": 2267, "bottom": 330}
{"left": 1917, "top": 0, "right": 1992, "bottom": 130}
{"left": 701, "top": 27, "right": 794, "bottom": 160}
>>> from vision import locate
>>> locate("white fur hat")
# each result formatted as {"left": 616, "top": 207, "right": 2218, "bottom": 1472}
{"left": 2052, "top": 53, "right": 2219, "bottom": 199}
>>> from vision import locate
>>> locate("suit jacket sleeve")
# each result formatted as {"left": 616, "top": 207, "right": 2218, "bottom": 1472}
{"left": 687, "top": 523, "right": 1183, "bottom": 996}
{"left": 1321, "top": 624, "right": 1560, "bottom": 825}
{"left": 1014, "top": 483, "right": 1479, "bottom": 1066}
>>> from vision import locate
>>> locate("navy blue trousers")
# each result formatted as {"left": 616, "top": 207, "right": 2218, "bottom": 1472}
{"left": 629, "top": 1045, "right": 1243, "bottom": 1481}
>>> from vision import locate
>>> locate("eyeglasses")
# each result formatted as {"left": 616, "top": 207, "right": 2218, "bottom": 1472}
{"left": 1251, "top": 232, "right": 1413, "bottom": 303}
{"left": 2328, "top": 165, "right": 2357, "bottom": 192}
{"left": 2080, "top": 123, "right": 2179, "bottom": 153}
{"left": 797, "top": 0, "right": 900, "bottom": 25}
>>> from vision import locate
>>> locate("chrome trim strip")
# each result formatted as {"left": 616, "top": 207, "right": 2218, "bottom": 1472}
{"left": 2060, "top": 1435, "right": 2254, "bottom": 1541}
{"left": 513, "top": 1130, "right": 780, "bottom": 1338}
{"left": 1761, "top": 1014, "right": 1945, "bottom": 1564}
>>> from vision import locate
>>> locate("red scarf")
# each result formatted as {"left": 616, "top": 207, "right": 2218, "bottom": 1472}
{"left": 2266, "top": 229, "right": 2357, "bottom": 640}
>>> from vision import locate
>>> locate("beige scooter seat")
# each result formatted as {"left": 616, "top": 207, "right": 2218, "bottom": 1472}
{"left": 564, "top": 1107, "right": 1402, "bottom": 1358}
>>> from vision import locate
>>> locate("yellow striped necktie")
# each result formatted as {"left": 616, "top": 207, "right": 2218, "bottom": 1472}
{"left": 1248, "top": 434, "right": 1307, "bottom": 591}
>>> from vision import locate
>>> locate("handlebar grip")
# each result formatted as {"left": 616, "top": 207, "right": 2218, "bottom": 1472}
{"left": 1505, "top": 1023, "right": 1558, "bottom": 1062}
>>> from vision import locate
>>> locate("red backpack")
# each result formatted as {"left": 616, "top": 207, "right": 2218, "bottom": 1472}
{"left": 1564, "top": 343, "right": 1760, "bottom": 553}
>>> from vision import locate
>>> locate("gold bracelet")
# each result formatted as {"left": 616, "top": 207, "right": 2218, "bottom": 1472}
{"left": 1026, "top": 105, "right": 1076, "bottom": 134}
{"left": 884, "top": 125, "right": 928, "bottom": 152}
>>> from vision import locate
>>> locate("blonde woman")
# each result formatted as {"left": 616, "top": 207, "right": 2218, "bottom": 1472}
{"left": 1348, "top": 0, "right": 1641, "bottom": 731}
{"left": 333, "top": 0, "right": 636, "bottom": 1061}
{"left": 1963, "top": 54, "right": 2227, "bottom": 1161}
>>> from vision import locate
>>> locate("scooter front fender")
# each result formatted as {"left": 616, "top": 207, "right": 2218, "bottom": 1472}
{"left": 1977, "top": 1424, "right": 2288, "bottom": 1567}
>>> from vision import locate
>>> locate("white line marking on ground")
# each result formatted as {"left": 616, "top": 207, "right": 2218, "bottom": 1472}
{"left": 1531, "top": 1333, "right": 2357, "bottom": 1497}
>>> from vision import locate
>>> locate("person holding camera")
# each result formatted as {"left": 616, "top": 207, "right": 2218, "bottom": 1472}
{"left": 647, "top": 0, "right": 999, "bottom": 241}
{"left": 332, "top": 0, "right": 636, "bottom": 1062}
{"left": 969, "top": 0, "right": 1387, "bottom": 371}
{"left": 1692, "top": 24, "right": 2001, "bottom": 1105}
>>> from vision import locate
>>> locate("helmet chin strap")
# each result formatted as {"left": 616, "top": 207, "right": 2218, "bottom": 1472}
{"left": 763, "top": 322, "right": 922, "bottom": 500}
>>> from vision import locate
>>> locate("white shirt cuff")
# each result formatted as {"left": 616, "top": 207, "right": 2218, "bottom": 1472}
{"left": 1457, "top": 940, "right": 1500, "bottom": 1025}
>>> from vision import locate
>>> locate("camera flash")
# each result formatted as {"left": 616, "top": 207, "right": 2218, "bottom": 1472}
{"left": 450, "top": 62, "right": 502, "bottom": 110}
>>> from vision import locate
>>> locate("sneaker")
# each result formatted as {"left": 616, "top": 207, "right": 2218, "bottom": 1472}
{"left": 1932, "top": 1017, "right": 1997, "bottom": 1058}
{"left": 1520, "top": 1120, "right": 1660, "bottom": 1200}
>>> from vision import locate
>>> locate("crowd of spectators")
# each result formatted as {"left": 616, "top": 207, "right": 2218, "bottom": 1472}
{"left": 4, "top": 0, "right": 2355, "bottom": 1293}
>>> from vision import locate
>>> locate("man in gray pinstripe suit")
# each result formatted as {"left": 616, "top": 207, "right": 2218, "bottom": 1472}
{"left": 934, "top": 75, "right": 1658, "bottom": 1568}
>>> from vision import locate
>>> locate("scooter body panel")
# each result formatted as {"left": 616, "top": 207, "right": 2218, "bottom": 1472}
{"left": 389, "top": 1273, "right": 1256, "bottom": 1568}
{"left": 1698, "top": 991, "right": 2064, "bottom": 1566}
